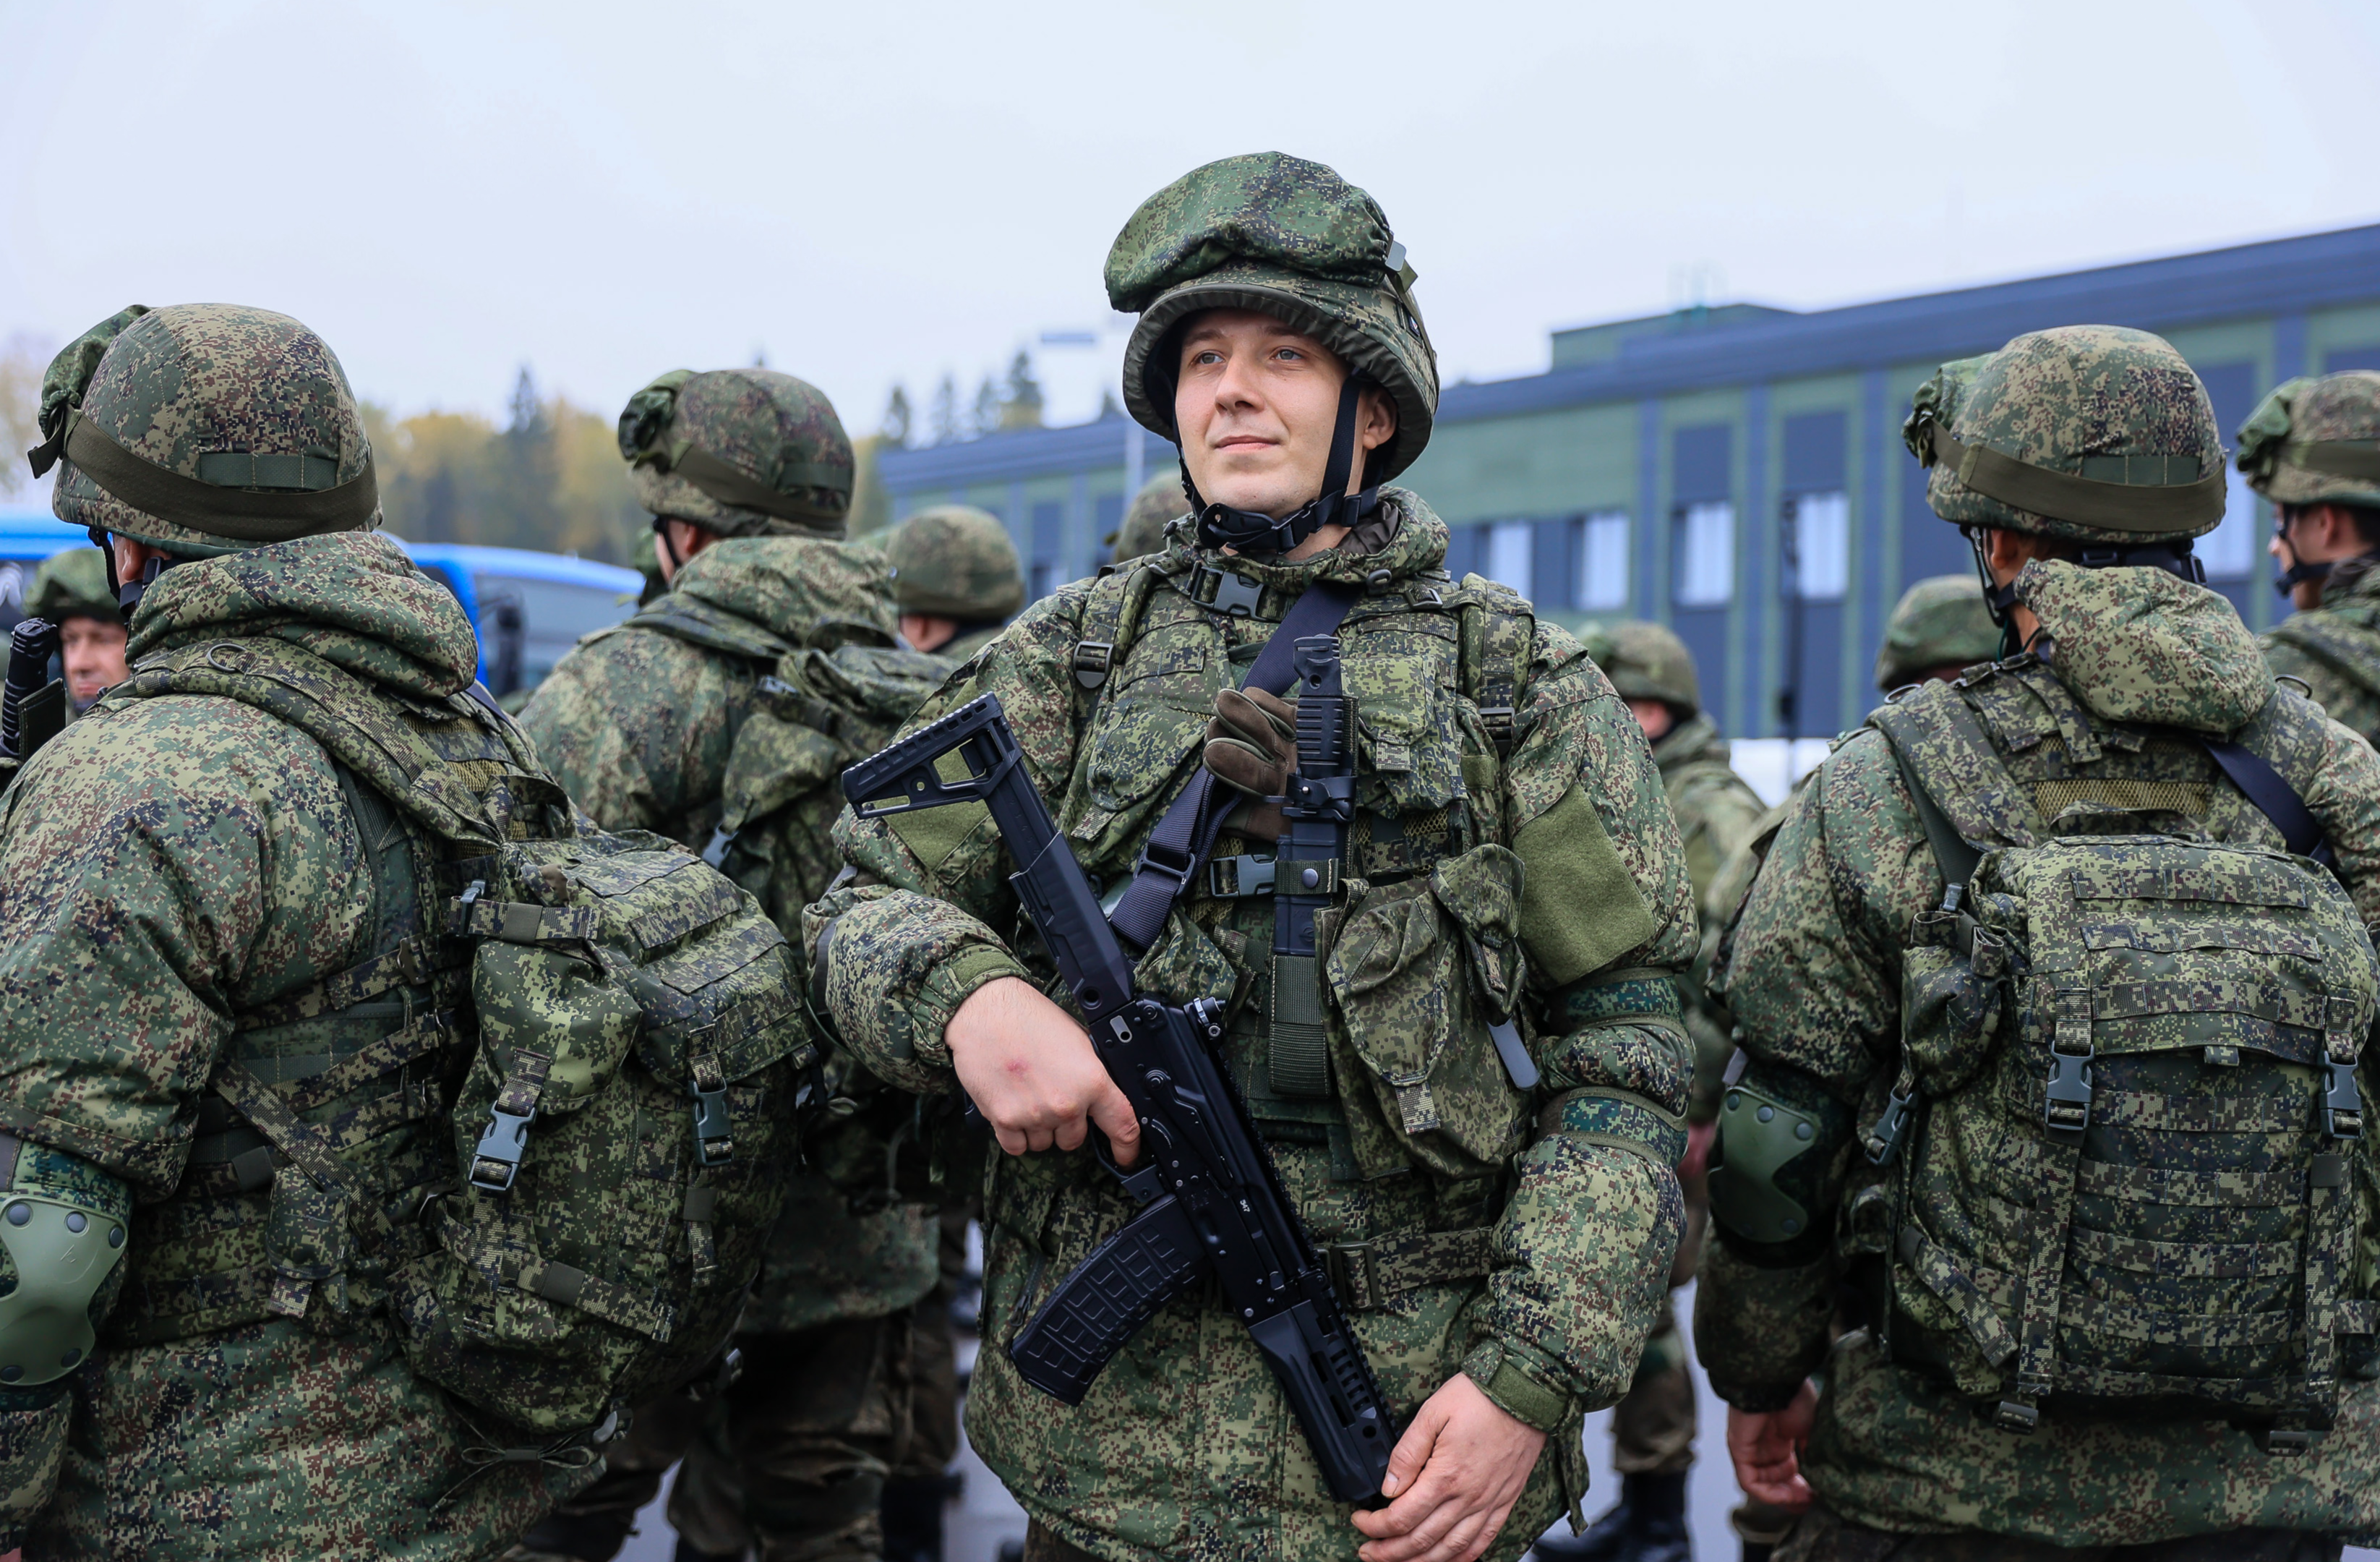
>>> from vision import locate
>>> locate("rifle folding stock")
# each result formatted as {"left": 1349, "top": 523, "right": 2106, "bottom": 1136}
{"left": 842, "top": 693, "right": 1395, "bottom": 1503}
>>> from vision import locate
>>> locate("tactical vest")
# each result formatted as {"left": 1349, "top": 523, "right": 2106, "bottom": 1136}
{"left": 104, "top": 634, "right": 813, "bottom": 1445}
{"left": 1846, "top": 657, "right": 2380, "bottom": 1448}
{"left": 2265, "top": 605, "right": 2380, "bottom": 728}
{"left": 1050, "top": 551, "right": 1541, "bottom": 1276}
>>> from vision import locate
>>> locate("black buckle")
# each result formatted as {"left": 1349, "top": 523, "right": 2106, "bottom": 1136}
{"left": 1071, "top": 641, "right": 1113, "bottom": 691}
{"left": 692, "top": 1083, "right": 735, "bottom": 1166}
{"left": 1193, "top": 566, "right": 1264, "bottom": 617}
{"left": 1323, "top": 1242, "right": 1378, "bottom": 1309}
{"left": 2325, "top": 1059, "right": 2363, "bottom": 1140}
{"left": 448, "top": 878, "right": 487, "bottom": 936}
{"left": 468, "top": 1106, "right": 535, "bottom": 1192}
{"left": 1992, "top": 1399, "right": 2039, "bottom": 1434}
{"left": 1865, "top": 1086, "right": 1919, "bottom": 1166}
{"left": 1206, "top": 853, "right": 1277, "bottom": 898}
{"left": 2044, "top": 1043, "right": 2094, "bottom": 1144}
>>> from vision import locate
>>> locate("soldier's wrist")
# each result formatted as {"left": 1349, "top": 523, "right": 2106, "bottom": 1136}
{"left": 919, "top": 947, "right": 1032, "bottom": 1070}
{"left": 1461, "top": 1338, "right": 1572, "bottom": 1434}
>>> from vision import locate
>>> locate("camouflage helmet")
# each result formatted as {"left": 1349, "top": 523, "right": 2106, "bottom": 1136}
{"left": 1875, "top": 573, "right": 1998, "bottom": 690}
{"left": 1905, "top": 325, "right": 2225, "bottom": 545}
{"left": 1107, "top": 152, "right": 1439, "bottom": 485}
{"left": 2235, "top": 371, "right": 2380, "bottom": 512}
{"left": 1593, "top": 620, "right": 1701, "bottom": 716}
{"left": 617, "top": 367, "right": 854, "bottom": 540}
{"left": 883, "top": 505, "right": 1025, "bottom": 621}
{"left": 1110, "top": 472, "right": 1185, "bottom": 562}
{"left": 24, "top": 548, "right": 119, "bottom": 625}
{"left": 28, "top": 304, "right": 381, "bottom": 558}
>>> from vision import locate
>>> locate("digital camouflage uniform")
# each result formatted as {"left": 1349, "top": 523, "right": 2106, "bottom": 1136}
{"left": 1541, "top": 622, "right": 1766, "bottom": 1562}
{"left": 2247, "top": 372, "right": 2380, "bottom": 748}
{"left": 515, "top": 370, "right": 938, "bottom": 1562}
{"left": 885, "top": 503, "right": 1027, "bottom": 667}
{"left": 0, "top": 304, "right": 591, "bottom": 1558}
{"left": 1700, "top": 326, "right": 2380, "bottom": 1557}
{"left": 1873, "top": 575, "right": 2000, "bottom": 693}
{"left": 1108, "top": 471, "right": 1186, "bottom": 566}
{"left": 812, "top": 152, "right": 1698, "bottom": 1562}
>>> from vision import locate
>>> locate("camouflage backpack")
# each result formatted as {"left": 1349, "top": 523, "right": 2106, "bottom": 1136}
{"left": 595, "top": 594, "right": 952, "bottom": 933}
{"left": 114, "top": 633, "right": 814, "bottom": 1445}
{"left": 1846, "top": 700, "right": 2380, "bottom": 1449}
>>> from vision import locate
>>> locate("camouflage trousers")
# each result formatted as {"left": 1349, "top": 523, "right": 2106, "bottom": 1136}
{"left": 1776, "top": 1506, "right": 2344, "bottom": 1562}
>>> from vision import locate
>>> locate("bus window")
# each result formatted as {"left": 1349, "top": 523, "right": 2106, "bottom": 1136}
{"left": 474, "top": 575, "right": 637, "bottom": 691}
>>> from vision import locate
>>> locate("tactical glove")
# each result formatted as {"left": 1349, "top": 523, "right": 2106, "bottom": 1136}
{"left": 1203, "top": 687, "right": 1298, "bottom": 797}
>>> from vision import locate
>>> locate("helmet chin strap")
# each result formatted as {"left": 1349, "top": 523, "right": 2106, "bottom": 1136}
{"left": 1968, "top": 525, "right": 2206, "bottom": 655}
{"left": 1189, "top": 375, "right": 1382, "bottom": 555}
{"left": 87, "top": 526, "right": 171, "bottom": 627}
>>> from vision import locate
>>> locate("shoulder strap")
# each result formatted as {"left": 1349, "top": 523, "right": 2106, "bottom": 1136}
{"left": 2200, "top": 736, "right": 2333, "bottom": 863}
{"left": 1105, "top": 581, "right": 1365, "bottom": 953}
{"left": 1457, "top": 583, "right": 1536, "bottom": 756}
{"left": 1888, "top": 741, "right": 1984, "bottom": 889}
{"left": 1070, "top": 560, "right": 1166, "bottom": 702}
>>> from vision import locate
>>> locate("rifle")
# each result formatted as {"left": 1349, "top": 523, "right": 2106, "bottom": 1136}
{"left": 0, "top": 618, "right": 67, "bottom": 764}
{"left": 841, "top": 672, "right": 1396, "bottom": 1504}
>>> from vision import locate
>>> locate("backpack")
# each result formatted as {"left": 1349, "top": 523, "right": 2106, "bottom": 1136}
{"left": 1862, "top": 689, "right": 2380, "bottom": 1451}
{"left": 116, "top": 636, "right": 815, "bottom": 1446}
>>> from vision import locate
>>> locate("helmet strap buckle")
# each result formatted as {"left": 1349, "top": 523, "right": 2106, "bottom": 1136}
{"left": 1192, "top": 375, "right": 1382, "bottom": 555}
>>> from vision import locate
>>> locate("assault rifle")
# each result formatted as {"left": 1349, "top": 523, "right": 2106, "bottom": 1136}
{"left": 841, "top": 681, "right": 1395, "bottom": 1503}
{"left": 0, "top": 618, "right": 67, "bottom": 765}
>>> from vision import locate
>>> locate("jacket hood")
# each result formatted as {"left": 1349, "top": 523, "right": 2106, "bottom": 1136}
{"left": 668, "top": 534, "right": 897, "bottom": 646}
{"left": 1649, "top": 711, "right": 1732, "bottom": 774}
{"left": 2017, "top": 558, "right": 2273, "bottom": 735}
{"left": 1183, "top": 485, "right": 1448, "bottom": 592}
{"left": 126, "top": 530, "right": 479, "bottom": 699}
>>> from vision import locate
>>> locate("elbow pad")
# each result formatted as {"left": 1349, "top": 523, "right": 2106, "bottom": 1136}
{"left": 0, "top": 1145, "right": 130, "bottom": 1389}
{"left": 1706, "top": 1055, "right": 1851, "bottom": 1265}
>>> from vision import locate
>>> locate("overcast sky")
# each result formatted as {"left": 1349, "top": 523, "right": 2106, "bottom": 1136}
{"left": 5, "top": 0, "right": 2376, "bottom": 439}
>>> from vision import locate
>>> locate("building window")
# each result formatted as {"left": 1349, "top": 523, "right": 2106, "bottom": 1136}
{"left": 2201, "top": 466, "right": 2258, "bottom": 579}
{"left": 1787, "top": 490, "right": 1849, "bottom": 601}
{"left": 1579, "top": 511, "right": 1630, "bottom": 610}
{"left": 1486, "top": 521, "right": 1533, "bottom": 599}
{"left": 1674, "top": 500, "right": 1734, "bottom": 607}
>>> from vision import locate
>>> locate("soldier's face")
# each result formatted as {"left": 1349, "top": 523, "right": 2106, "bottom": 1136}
{"left": 1174, "top": 310, "right": 1394, "bottom": 522}
{"left": 59, "top": 615, "right": 127, "bottom": 709}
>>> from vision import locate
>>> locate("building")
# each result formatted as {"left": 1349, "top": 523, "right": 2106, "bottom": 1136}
{"left": 878, "top": 223, "right": 2380, "bottom": 739}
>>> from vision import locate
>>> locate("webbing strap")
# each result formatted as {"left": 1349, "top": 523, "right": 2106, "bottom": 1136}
{"left": 1322, "top": 1226, "right": 1494, "bottom": 1310}
{"left": 1106, "top": 580, "right": 1363, "bottom": 952}
{"left": 1896, "top": 1224, "right": 2019, "bottom": 1365}
{"left": 2068, "top": 1224, "right": 2300, "bottom": 1279}
{"left": 2009, "top": 1086, "right": 2088, "bottom": 1427}
{"left": 2303, "top": 1149, "right": 2351, "bottom": 1420}
{"left": 1888, "top": 742, "right": 1982, "bottom": 888}
{"left": 2201, "top": 736, "right": 2333, "bottom": 863}
{"left": 212, "top": 1059, "right": 352, "bottom": 1196}
{"left": 431, "top": 1208, "right": 676, "bottom": 1341}
{"left": 1267, "top": 953, "right": 1332, "bottom": 1098}
{"left": 235, "top": 934, "right": 458, "bottom": 1030}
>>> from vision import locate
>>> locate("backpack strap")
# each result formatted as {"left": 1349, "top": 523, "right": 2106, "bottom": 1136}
{"left": 1455, "top": 579, "right": 1536, "bottom": 759}
{"left": 1069, "top": 559, "right": 1165, "bottom": 703}
{"left": 2200, "top": 736, "right": 2334, "bottom": 863}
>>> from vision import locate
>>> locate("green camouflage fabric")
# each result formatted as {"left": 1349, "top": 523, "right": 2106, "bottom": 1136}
{"left": 1875, "top": 573, "right": 1999, "bottom": 691}
{"left": 1110, "top": 472, "right": 1185, "bottom": 564}
{"left": 813, "top": 487, "right": 1699, "bottom": 1562}
{"left": 1907, "top": 327, "right": 2225, "bottom": 545}
{"left": 1596, "top": 620, "right": 1703, "bottom": 716}
{"left": 0, "top": 531, "right": 586, "bottom": 1557}
{"left": 1646, "top": 712, "right": 1769, "bottom": 1122}
{"left": 885, "top": 504, "right": 1026, "bottom": 621}
{"left": 24, "top": 548, "right": 116, "bottom": 625}
{"left": 42, "top": 304, "right": 381, "bottom": 557}
{"left": 1704, "top": 555, "right": 2380, "bottom": 1543}
{"left": 2237, "top": 371, "right": 2380, "bottom": 511}
{"left": 2263, "top": 559, "right": 2380, "bottom": 749}
{"left": 618, "top": 368, "right": 855, "bottom": 541}
{"left": 1109, "top": 152, "right": 1439, "bottom": 484}
{"left": 516, "top": 534, "right": 938, "bottom": 1335}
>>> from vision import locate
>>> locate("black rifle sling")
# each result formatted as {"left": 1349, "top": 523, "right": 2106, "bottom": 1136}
{"left": 1107, "top": 579, "right": 1364, "bottom": 953}
{"left": 2201, "top": 736, "right": 2335, "bottom": 865}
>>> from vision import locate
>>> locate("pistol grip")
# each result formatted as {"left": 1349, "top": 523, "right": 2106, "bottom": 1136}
{"left": 1010, "top": 1192, "right": 1209, "bottom": 1404}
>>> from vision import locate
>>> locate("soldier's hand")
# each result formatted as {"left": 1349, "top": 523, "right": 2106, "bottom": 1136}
{"left": 945, "top": 976, "right": 1142, "bottom": 1167}
{"left": 1726, "top": 1380, "right": 1817, "bottom": 1511}
{"left": 1204, "top": 687, "right": 1298, "bottom": 796}
{"left": 1350, "top": 1371, "right": 1545, "bottom": 1562}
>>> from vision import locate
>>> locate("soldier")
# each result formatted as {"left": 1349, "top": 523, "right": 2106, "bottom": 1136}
{"left": 1106, "top": 471, "right": 1185, "bottom": 566}
{"left": 22, "top": 547, "right": 128, "bottom": 712}
{"left": 2246, "top": 371, "right": 2380, "bottom": 746}
{"left": 1703, "top": 325, "right": 2380, "bottom": 1558}
{"left": 1533, "top": 623, "right": 1765, "bottom": 1562}
{"left": 513, "top": 367, "right": 940, "bottom": 1562}
{"left": 884, "top": 503, "right": 1027, "bottom": 663}
{"left": 812, "top": 150, "right": 1698, "bottom": 1562}
{"left": 1872, "top": 574, "right": 1999, "bottom": 693}
{"left": 0, "top": 304, "right": 593, "bottom": 1554}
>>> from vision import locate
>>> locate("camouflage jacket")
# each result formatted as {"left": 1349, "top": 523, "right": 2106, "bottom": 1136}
{"left": 517, "top": 535, "right": 937, "bottom": 1333}
{"left": 0, "top": 534, "right": 583, "bottom": 1560}
{"left": 1647, "top": 713, "right": 1769, "bottom": 1122}
{"left": 1705, "top": 559, "right": 2380, "bottom": 1542}
{"left": 2263, "top": 558, "right": 2380, "bottom": 749}
{"left": 813, "top": 491, "right": 1698, "bottom": 1562}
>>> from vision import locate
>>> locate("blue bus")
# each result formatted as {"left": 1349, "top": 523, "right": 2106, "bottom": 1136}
{"left": 0, "top": 505, "right": 645, "bottom": 697}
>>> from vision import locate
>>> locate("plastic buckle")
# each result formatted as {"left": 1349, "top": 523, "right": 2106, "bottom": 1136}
{"left": 1992, "top": 1399, "right": 2039, "bottom": 1434}
{"left": 1865, "top": 1086, "right": 1919, "bottom": 1166}
{"left": 1131, "top": 842, "right": 1194, "bottom": 895}
{"left": 1071, "top": 641, "right": 1113, "bottom": 691}
{"left": 2324, "top": 1059, "right": 2363, "bottom": 1140}
{"left": 1324, "top": 1242, "right": 1379, "bottom": 1309}
{"left": 1194, "top": 566, "right": 1264, "bottom": 618}
{"left": 468, "top": 1106, "right": 535, "bottom": 1192}
{"left": 1207, "top": 853, "right": 1277, "bottom": 898}
{"left": 449, "top": 879, "right": 487, "bottom": 936}
{"left": 692, "top": 1083, "right": 735, "bottom": 1167}
{"left": 2262, "top": 1425, "right": 2313, "bottom": 1456}
{"left": 2043, "top": 1044, "right": 2094, "bottom": 1144}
